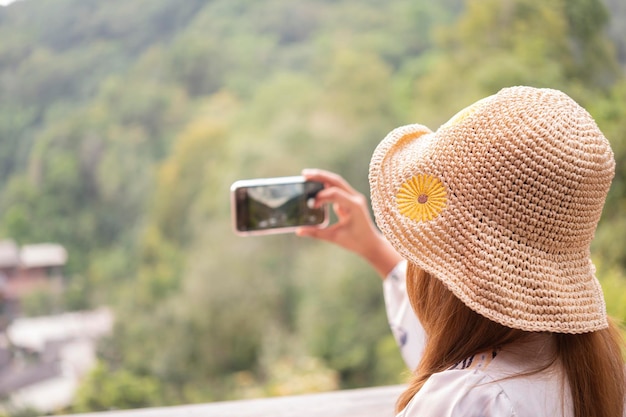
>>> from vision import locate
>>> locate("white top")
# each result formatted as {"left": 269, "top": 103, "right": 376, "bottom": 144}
{"left": 383, "top": 261, "right": 578, "bottom": 417}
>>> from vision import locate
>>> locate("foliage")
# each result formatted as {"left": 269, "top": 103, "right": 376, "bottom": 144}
{"left": 0, "top": 0, "right": 624, "bottom": 412}
{"left": 72, "top": 362, "right": 163, "bottom": 412}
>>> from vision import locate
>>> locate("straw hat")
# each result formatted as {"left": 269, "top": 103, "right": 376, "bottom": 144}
{"left": 369, "top": 86, "right": 615, "bottom": 333}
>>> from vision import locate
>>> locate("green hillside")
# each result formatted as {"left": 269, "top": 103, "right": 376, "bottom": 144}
{"left": 0, "top": 0, "right": 625, "bottom": 412}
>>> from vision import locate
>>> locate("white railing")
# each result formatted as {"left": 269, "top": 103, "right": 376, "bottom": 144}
{"left": 57, "top": 385, "right": 405, "bottom": 417}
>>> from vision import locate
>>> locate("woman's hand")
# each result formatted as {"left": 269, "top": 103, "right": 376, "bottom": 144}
{"left": 296, "top": 169, "right": 403, "bottom": 279}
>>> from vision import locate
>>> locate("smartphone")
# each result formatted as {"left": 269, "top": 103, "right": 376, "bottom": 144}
{"left": 230, "top": 176, "right": 328, "bottom": 236}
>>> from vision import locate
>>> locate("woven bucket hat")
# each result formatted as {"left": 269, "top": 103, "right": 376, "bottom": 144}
{"left": 369, "top": 86, "right": 615, "bottom": 334}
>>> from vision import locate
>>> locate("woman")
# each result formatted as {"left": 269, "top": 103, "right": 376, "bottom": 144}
{"left": 298, "top": 86, "right": 625, "bottom": 417}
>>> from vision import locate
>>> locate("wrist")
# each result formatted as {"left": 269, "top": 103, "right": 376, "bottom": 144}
{"left": 362, "top": 232, "right": 403, "bottom": 279}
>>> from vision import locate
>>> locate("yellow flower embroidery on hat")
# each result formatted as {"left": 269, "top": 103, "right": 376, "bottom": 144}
{"left": 397, "top": 174, "right": 447, "bottom": 222}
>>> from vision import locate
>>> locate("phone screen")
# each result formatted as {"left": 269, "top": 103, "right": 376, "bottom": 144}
{"left": 232, "top": 177, "right": 327, "bottom": 235}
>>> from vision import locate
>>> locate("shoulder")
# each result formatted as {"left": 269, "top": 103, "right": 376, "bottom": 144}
{"left": 398, "top": 347, "right": 569, "bottom": 417}
{"left": 398, "top": 362, "right": 514, "bottom": 417}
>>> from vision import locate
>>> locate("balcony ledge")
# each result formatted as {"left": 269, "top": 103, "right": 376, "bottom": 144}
{"left": 58, "top": 384, "right": 406, "bottom": 417}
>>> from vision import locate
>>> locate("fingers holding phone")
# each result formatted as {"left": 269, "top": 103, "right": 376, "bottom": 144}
{"left": 296, "top": 183, "right": 377, "bottom": 250}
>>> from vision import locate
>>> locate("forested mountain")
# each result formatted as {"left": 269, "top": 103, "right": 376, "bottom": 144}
{"left": 0, "top": 0, "right": 625, "bottom": 412}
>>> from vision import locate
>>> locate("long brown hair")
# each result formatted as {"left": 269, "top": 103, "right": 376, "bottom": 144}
{"left": 397, "top": 262, "right": 625, "bottom": 417}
